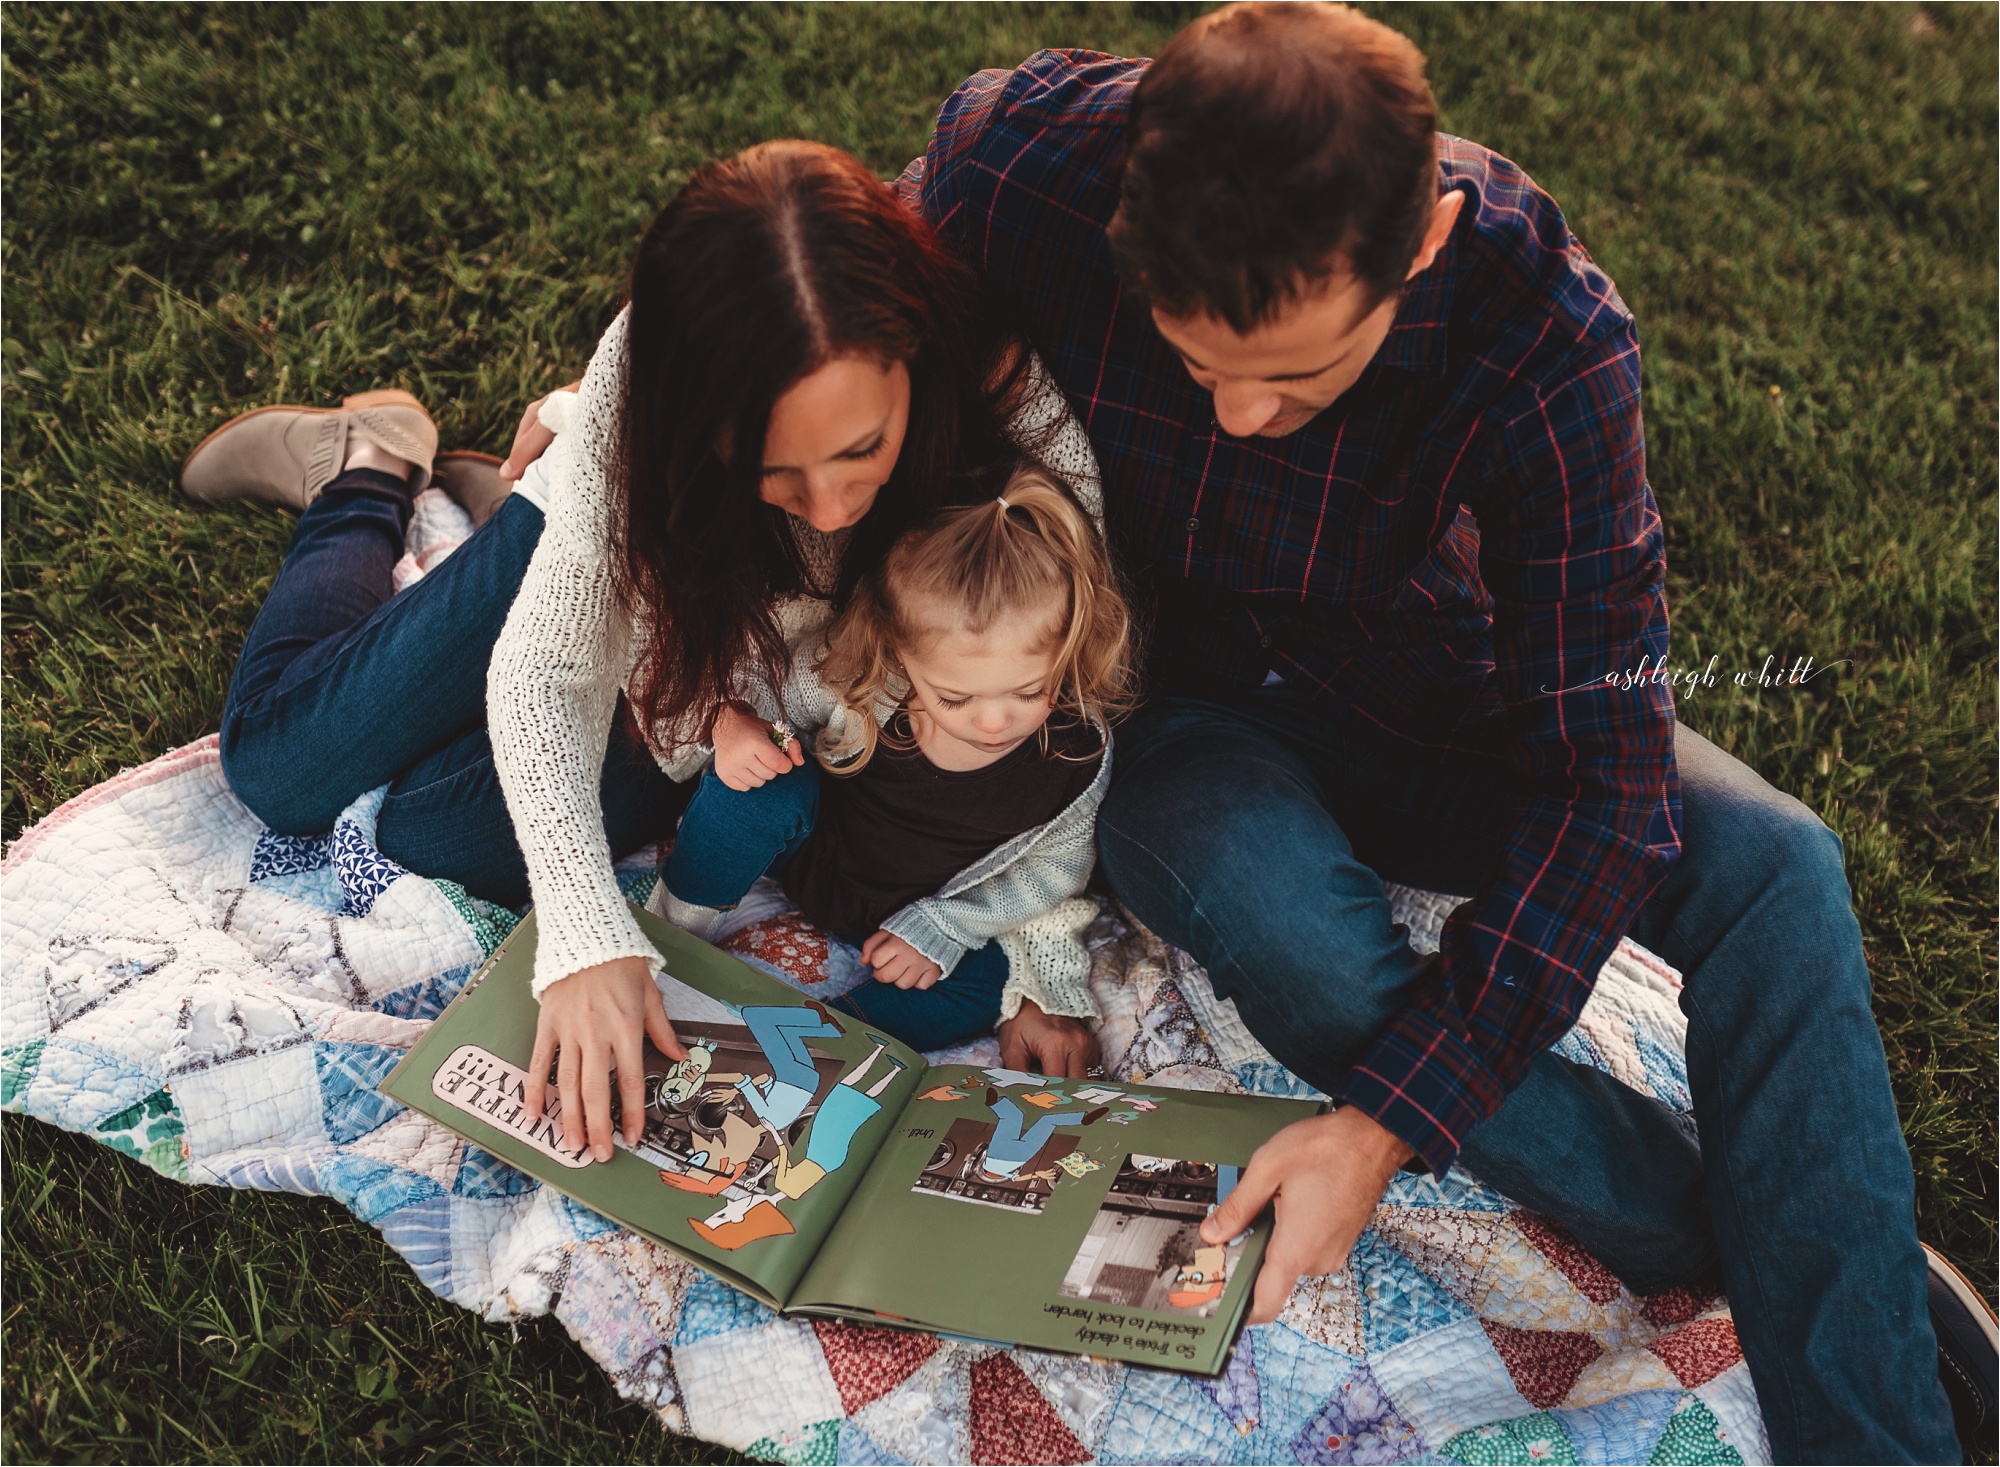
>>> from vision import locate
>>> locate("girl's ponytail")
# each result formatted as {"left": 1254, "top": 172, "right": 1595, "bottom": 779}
{"left": 814, "top": 461, "right": 1136, "bottom": 772}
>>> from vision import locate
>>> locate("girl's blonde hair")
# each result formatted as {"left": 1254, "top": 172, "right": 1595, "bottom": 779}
{"left": 815, "top": 463, "right": 1135, "bottom": 772}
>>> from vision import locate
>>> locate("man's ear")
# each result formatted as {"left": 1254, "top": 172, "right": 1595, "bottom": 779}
{"left": 1404, "top": 188, "right": 1469, "bottom": 281}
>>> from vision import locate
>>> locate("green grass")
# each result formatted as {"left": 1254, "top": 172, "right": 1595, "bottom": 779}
{"left": 3, "top": 2, "right": 1993, "bottom": 1462}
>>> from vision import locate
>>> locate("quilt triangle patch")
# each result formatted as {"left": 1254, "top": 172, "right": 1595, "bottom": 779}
{"left": 1, "top": 1039, "right": 48, "bottom": 1109}
{"left": 746, "top": 1417, "right": 842, "bottom": 1465}
{"left": 1480, "top": 1318, "right": 1604, "bottom": 1410}
{"left": 1510, "top": 1212, "right": 1624, "bottom": 1305}
{"left": 1371, "top": 1206, "right": 1507, "bottom": 1309}
{"left": 1442, "top": 1410, "right": 1582, "bottom": 1465}
{"left": 811, "top": 1319, "right": 940, "bottom": 1417}
{"left": 968, "top": 1352, "right": 1087, "bottom": 1466}
{"left": 725, "top": 914, "right": 834, "bottom": 988}
{"left": 249, "top": 828, "right": 332, "bottom": 882}
{"left": 1291, "top": 1361, "right": 1424, "bottom": 1464}
{"left": 1281, "top": 1264, "right": 1367, "bottom": 1356}
{"left": 1198, "top": 1331, "right": 1261, "bottom": 1436}
{"left": 1349, "top": 1228, "right": 1470, "bottom": 1355}
{"left": 92, "top": 1087, "right": 189, "bottom": 1180}
{"left": 1646, "top": 1393, "right": 1744, "bottom": 1465}
{"left": 1647, "top": 1317, "right": 1742, "bottom": 1388}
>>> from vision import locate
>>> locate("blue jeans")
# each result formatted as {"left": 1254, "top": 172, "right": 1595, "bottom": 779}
{"left": 1096, "top": 689, "right": 1956, "bottom": 1464}
{"left": 664, "top": 763, "right": 1010, "bottom": 1050}
{"left": 217, "top": 469, "right": 691, "bottom": 906}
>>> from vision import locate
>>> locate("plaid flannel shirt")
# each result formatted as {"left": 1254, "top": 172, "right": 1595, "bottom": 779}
{"left": 899, "top": 50, "right": 1682, "bottom": 1176}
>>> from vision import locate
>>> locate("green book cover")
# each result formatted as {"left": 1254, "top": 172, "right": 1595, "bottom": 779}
{"left": 379, "top": 902, "right": 1323, "bottom": 1374}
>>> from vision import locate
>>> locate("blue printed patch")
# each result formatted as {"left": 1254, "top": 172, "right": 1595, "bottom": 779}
{"left": 560, "top": 1192, "right": 622, "bottom": 1242}
{"left": 1292, "top": 1361, "right": 1424, "bottom": 1464}
{"left": 252, "top": 866, "right": 345, "bottom": 910}
{"left": 674, "top": 1269, "right": 777, "bottom": 1347}
{"left": 1385, "top": 1168, "right": 1514, "bottom": 1214}
{"left": 1636, "top": 1034, "right": 1693, "bottom": 1117}
{"left": 1200, "top": 1329, "right": 1263, "bottom": 1437}
{"left": 455, "top": 1144, "right": 537, "bottom": 1199}
{"left": 318, "top": 1151, "right": 446, "bottom": 1225}
{"left": 332, "top": 815, "right": 410, "bottom": 919}
{"left": 1234, "top": 1059, "right": 1333, "bottom": 1102}
{"left": 1552, "top": 1389, "right": 1682, "bottom": 1465}
{"left": 249, "top": 828, "right": 332, "bottom": 881}
{"left": 378, "top": 1194, "right": 455, "bottom": 1298}
{"left": 372, "top": 964, "right": 478, "bottom": 1022}
{"left": 1349, "top": 1230, "right": 1469, "bottom": 1356}
{"left": 315, "top": 1041, "right": 405, "bottom": 1144}
{"left": 836, "top": 1421, "right": 909, "bottom": 1466}
{"left": 1552, "top": 1026, "right": 1604, "bottom": 1074}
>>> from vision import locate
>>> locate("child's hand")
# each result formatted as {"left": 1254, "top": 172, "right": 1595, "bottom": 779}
{"left": 998, "top": 999, "right": 1101, "bottom": 1079}
{"left": 712, "top": 702, "right": 804, "bottom": 791}
{"left": 862, "top": 931, "right": 944, "bottom": 989}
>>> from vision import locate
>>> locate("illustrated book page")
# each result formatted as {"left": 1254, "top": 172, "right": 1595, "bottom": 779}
{"left": 788, "top": 1063, "right": 1323, "bottom": 1373}
{"left": 379, "top": 906, "right": 926, "bottom": 1309}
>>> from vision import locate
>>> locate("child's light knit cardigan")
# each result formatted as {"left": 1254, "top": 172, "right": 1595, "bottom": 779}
{"left": 488, "top": 307, "right": 1109, "bottom": 1021}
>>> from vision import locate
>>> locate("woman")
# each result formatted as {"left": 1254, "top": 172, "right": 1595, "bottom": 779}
{"left": 188, "top": 140, "right": 1104, "bottom": 1167}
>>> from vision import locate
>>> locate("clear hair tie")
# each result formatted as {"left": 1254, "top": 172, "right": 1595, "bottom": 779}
{"left": 996, "top": 495, "right": 1011, "bottom": 511}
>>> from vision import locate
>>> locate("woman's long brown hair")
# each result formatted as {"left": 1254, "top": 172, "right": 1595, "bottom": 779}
{"left": 613, "top": 140, "right": 1027, "bottom": 748}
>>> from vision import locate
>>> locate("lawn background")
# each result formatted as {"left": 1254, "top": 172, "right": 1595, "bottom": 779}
{"left": 3, "top": 3, "right": 1993, "bottom": 1462}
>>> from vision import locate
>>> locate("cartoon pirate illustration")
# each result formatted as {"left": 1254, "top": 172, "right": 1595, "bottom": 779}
{"left": 680, "top": 1011, "right": 907, "bottom": 1249}
{"left": 975, "top": 1088, "right": 1106, "bottom": 1183}
{"left": 770, "top": 1041, "right": 904, "bottom": 1200}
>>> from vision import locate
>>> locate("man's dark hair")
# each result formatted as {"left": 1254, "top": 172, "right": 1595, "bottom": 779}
{"left": 1108, "top": 1, "right": 1439, "bottom": 332}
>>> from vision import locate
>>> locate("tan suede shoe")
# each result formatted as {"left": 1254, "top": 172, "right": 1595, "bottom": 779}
{"left": 431, "top": 450, "right": 511, "bottom": 529}
{"left": 180, "top": 389, "right": 438, "bottom": 509}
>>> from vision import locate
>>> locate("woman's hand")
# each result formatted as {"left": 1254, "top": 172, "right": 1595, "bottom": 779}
{"left": 861, "top": 931, "right": 943, "bottom": 989}
{"left": 524, "top": 955, "right": 685, "bottom": 1162}
{"left": 712, "top": 702, "right": 804, "bottom": 791}
{"left": 499, "top": 379, "right": 584, "bottom": 483}
{"left": 998, "top": 999, "right": 1101, "bottom": 1079}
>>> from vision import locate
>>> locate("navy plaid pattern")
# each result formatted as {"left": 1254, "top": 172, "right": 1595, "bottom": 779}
{"left": 901, "top": 50, "right": 1682, "bottom": 1174}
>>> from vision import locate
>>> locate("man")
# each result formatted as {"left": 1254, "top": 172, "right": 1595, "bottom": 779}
{"left": 892, "top": 4, "right": 1987, "bottom": 1460}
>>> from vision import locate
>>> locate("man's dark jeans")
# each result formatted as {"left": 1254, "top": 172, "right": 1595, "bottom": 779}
{"left": 1098, "top": 689, "right": 1958, "bottom": 1464}
{"left": 218, "top": 469, "right": 690, "bottom": 905}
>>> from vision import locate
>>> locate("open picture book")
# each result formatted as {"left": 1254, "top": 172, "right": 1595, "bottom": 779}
{"left": 380, "top": 902, "right": 1324, "bottom": 1374}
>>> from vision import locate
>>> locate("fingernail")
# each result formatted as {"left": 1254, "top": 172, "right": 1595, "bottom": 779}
{"left": 499, "top": 464, "right": 517, "bottom": 479}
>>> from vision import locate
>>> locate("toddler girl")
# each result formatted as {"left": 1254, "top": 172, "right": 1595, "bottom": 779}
{"left": 650, "top": 463, "right": 1132, "bottom": 1065}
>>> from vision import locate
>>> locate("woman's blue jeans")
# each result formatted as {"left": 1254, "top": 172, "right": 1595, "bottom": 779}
{"left": 1096, "top": 690, "right": 1958, "bottom": 1465}
{"left": 664, "top": 764, "right": 1010, "bottom": 1049}
{"left": 217, "top": 469, "right": 691, "bottom": 907}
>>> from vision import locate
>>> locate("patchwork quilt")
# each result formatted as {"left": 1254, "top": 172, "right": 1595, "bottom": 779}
{"left": 2, "top": 492, "right": 1768, "bottom": 1465}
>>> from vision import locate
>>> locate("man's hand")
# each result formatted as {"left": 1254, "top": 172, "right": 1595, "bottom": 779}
{"left": 498, "top": 379, "right": 583, "bottom": 483}
{"left": 861, "top": 931, "right": 943, "bottom": 989}
{"left": 1201, "top": 1106, "right": 1415, "bottom": 1324}
{"left": 997, "top": 999, "right": 1101, "bottom": 1079}
{"left": 525, "top": 955, "right": 686, "bottom": 1163}
{"left": 712, "top": 702, "right": 804, "bottom": 791}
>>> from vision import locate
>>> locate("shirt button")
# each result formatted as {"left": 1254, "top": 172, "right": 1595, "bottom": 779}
{"left": 1186, "top": 517, "right": 1200, "bottom": 534}
{"left": 1259, "top": 634, "right": 1272, "bottom": 648}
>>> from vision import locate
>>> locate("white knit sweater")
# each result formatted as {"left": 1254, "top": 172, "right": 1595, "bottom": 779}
{"left": 487, "top": 307, "right": 1108, "bottom": 1003}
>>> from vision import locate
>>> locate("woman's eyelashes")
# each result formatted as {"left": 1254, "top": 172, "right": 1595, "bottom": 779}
{"left": 758, "top": 436, "right": 887, "bottom": 478}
